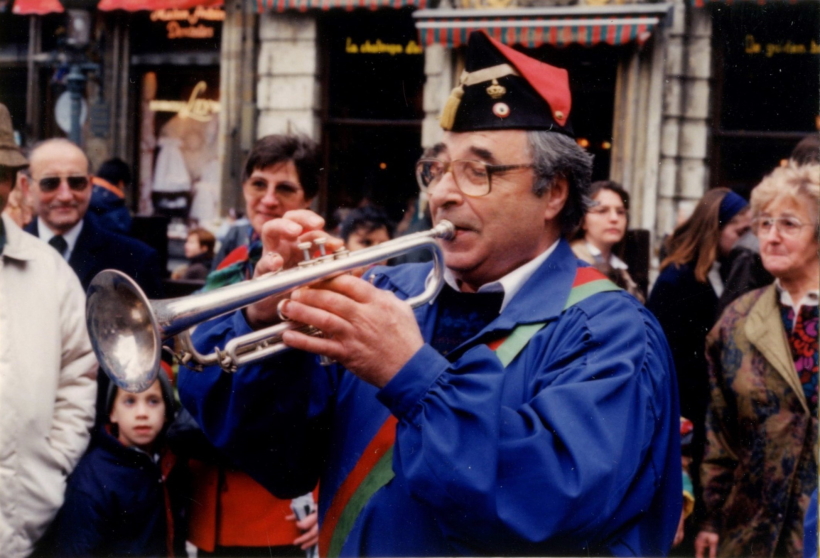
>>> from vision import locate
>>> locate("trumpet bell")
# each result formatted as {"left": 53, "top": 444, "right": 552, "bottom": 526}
{"left": 86, "top": 270, "right": 161, "bottom": 393}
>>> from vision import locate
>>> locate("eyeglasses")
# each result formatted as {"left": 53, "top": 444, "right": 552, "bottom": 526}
{"left": 36, "top": 175, "right": 89, "bottom": 193}
{"left": 243, "top": 179, "right": 303, "bottom": 201}
{"left": 752, "top": 216, "right": 810, "bottom": 237}
{"left": 415, "top": 159, "right": 534, "bottom": 198}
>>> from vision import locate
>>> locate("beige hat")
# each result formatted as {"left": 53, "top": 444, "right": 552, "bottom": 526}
{"left": 0, "top": 103, "right": 28, "bottom": 169}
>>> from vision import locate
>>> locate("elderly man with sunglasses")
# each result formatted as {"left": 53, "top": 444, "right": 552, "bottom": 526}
{"left": 179, "top": 31, "right": 681, "bottom": 557}
{"left": 22, "top": 138, "right": 163, "bottom": 299}
{"left": 23, "top": 138, "right": 163, "bottom": 427}
{"left": 0, "top": 105, "right": 97, "bottom": 557}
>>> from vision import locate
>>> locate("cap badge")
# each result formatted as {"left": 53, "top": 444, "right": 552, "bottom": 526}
{"left": 439, "top": 63, "right": 518, "bottom": 131}
{"left": 492, "top": 102, "right": 510, "bottom": 118}
{"left": 486, "top": 79, "right": 506, "bottom": 99}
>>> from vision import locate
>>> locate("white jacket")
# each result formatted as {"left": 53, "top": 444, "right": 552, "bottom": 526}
{"left": 0, "top": 214, "right": 97, "bottom": 557}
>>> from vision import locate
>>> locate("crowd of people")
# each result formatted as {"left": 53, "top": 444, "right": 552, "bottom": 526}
{"left": 0, "top": 28, "right": 816, "bottom": 558}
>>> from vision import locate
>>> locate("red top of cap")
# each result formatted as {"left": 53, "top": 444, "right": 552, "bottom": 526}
{"left": 482, "top": 31, "right": 572, "bottom": 127}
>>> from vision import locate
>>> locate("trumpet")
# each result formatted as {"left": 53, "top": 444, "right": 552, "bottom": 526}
{"left": 86, "top": 220, "right": 456, "bottom": 393}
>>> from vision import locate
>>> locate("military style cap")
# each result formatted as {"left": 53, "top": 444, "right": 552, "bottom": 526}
{"left": 440, "top": 31, "right": 574, "bottom": 137}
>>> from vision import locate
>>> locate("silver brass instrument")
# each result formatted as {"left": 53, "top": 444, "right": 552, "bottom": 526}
{"left": 86, "top": 220, "right": 456, "bottom": 393}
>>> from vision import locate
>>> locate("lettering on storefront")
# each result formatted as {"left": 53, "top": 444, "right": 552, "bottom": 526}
{"left": 345, "top": 37, "right": 423, "bottom": 55}
{"left": 149, "top": 81, "right": 220, "bottom": 122}
{"left": 150, "top": 6, "right": 225, "bottom": 40}
{"left": 745, "top": 35, "right": 820, "bottom": 57}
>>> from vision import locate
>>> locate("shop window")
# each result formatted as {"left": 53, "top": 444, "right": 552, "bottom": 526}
{"left": 320, "top": 7, "right": 425, "bottom": 226}
{"left": 711, "top": 3, "right": 819, "bottom": 194}
{"left": 136, "top": 69, "right": 221, "bottom": 223}
{"left": 0, "top": 14, "right": 31, "bottom": 130}
{"left": 526, "top": 43, "right": 621, "bottom": 182}
{"left": 130, "top": 7, "right": 223, "bottom": 225}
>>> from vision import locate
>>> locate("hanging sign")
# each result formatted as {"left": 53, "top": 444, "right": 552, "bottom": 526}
{"left": 744, "top": 35, "right": 820, "bottom": 57}
{"left": 344, "top": 37, "right": 423, "bottom": 56}
{"left": 149, "top": 81, "right": 220, "bottom": 122}
{"left": 150, "top": 6, "right": 225, "bottom": 40}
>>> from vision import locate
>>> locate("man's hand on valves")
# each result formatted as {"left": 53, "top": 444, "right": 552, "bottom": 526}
{"left": 247, "top": 210, "right": 424, "bottom": 387}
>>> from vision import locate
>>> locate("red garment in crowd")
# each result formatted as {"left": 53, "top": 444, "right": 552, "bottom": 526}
{"left": 187, "top": 460, "right": 316, "bottom": 551}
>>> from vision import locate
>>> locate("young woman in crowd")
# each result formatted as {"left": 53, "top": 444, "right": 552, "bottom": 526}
{"left": 646, "top": 187, "right": 752, "bottom": 525}
{"left": 570, "top": 180, "right": 644, "bottom": 302}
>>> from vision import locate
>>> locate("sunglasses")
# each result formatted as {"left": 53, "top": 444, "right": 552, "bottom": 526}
{"left": 37, "top": 176, "right": 89, "bottom": 193}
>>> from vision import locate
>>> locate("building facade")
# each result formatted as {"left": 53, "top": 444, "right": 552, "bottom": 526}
{"left": 2, "top": 0, "right": 817, "bottom": 261}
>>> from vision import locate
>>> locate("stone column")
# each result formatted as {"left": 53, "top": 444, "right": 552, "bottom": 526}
{"left": 420, "top": 43, "right": 456, "bottom": 149}
{"left": 256, "top": 12, "right": 321, "bottom": 140}
{"left": 657, "top": 0, "right": 712, "bottom": 245}
{"left": 218, "top": 0, "right": 258, "bottom": 215}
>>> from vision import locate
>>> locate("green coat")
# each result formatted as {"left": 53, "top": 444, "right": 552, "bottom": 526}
{"left": 701, "top": 285, "right": 817, "bottom": 558}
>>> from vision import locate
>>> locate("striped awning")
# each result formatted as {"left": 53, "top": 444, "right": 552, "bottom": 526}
{"left": 11, "top": 0, "right": 221, "bottom": 13}
{"left": 692, "top": 0, "right": 811, "bottom": 7}
{"left": 414, "top": 4, "right": 672, "bottom": 48}
{"left": 255, "top": 0, "right": 424, "bottom": 12}
{"left": 98, "top": 0, "right": 222, "bottom": 11}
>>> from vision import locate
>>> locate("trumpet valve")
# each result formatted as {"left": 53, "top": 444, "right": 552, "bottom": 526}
{"left": 314, "top": 237, "right": 327, "bottom": 257}
{"left": 298, "top": 241, "right": 313, "bottom": 263}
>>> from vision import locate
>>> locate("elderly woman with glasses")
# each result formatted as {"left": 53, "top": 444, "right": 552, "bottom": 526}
{"left": 695, "top": 163, "right": 819, "bottom": 558}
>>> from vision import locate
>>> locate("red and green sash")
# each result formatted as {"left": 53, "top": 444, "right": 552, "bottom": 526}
{"left": 319, "top": 266, "right": 619, "bottom": 557}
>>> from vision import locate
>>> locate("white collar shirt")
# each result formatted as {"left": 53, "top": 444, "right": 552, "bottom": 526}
{"left": 431, "top": 239, "right": 560, "bottom": 313}
{"left": 38, "top": 219, "right": 83, "bottom": 261}
{"left": 585, "top": 241, "right": 628, "bottom": 270}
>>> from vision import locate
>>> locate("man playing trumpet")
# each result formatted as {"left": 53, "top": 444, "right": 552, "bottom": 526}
{"left": 179, "top": 31, "right": 682, "bottom": 556}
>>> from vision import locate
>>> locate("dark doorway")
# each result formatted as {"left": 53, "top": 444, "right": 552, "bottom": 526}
{"left": 320, "top": 7, "right": 425, "bottom": 226}
{"left": 527, "top": 42, "right": 622, "bottom": 181}
{"left": 710, "top": 2, "right": 820, "bottom": 194}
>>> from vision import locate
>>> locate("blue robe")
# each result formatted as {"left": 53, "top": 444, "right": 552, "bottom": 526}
{"left": 179, "top": 239, "right": 682, "bottom": 556}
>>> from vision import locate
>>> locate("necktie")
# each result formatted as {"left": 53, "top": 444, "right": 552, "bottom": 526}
{"left": 48, "top": 235, "right": 68, "bottom": 257}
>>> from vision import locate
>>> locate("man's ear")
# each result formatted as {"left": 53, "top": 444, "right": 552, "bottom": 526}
{"left": 543, "top": 176, "right": 569, "bottom": 222}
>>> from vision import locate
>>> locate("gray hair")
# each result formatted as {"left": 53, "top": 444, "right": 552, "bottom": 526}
{"left": 526, "top": 130, "right": 593, "bottom": 235}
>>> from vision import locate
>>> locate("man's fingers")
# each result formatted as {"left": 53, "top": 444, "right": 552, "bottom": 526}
{"left": 253, "top": 251, "right": 285, "bottom": 278}
{"left": 258, "top": 211, "right": 323, "bottom": 256}
{"left": 282, "top": 209, "right": 326, "bottom": 230}
{"left": 259, "top": 215, "right": 342, "bottom": 268}
{"left": 281, "top": 297, "right": 349, "bottom": 338}
{"left": 289, "top": 281, "right": 366, "bottom": 315}
{"left": 282, "top": 327, "right": 341, "bottom": 358}
{"left": 294, "top": 274, "right": 379, "bottom": 306}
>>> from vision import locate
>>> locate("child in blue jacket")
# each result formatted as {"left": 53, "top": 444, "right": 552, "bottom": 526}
{"left": 50, "top": 368, "right": 188, "bottom": 557}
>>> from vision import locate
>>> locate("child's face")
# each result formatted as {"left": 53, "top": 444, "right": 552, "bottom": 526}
{"left": 184, "top": 233, "right": 205, "bottom": 259}
{"left": 346, "top": 225, "right": 391, "bottom": 252}
{"left": 109, "top": 380, "right": 166, "bottom": 452}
